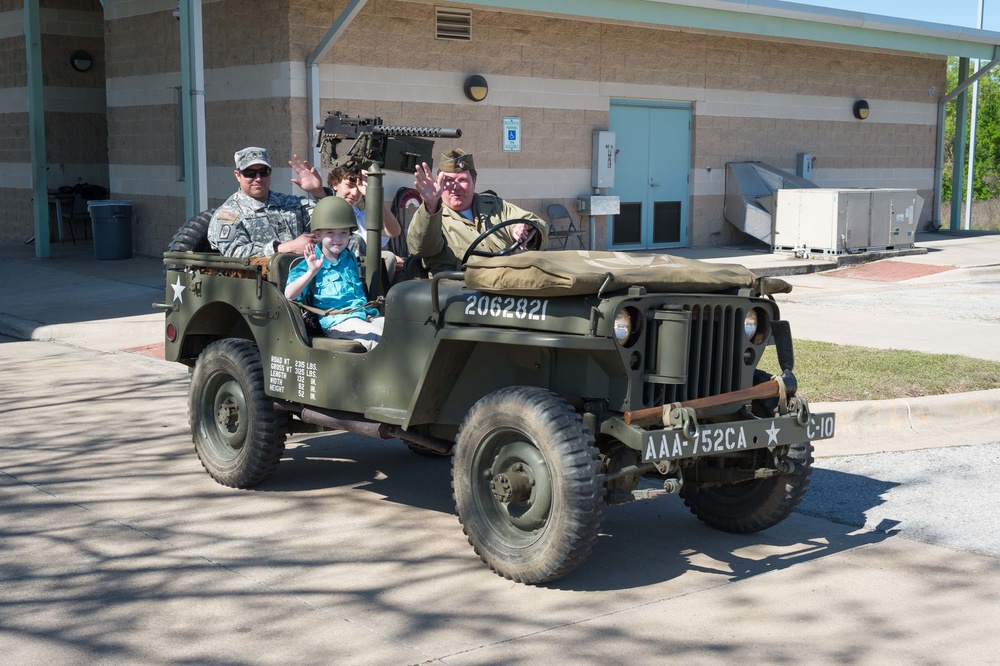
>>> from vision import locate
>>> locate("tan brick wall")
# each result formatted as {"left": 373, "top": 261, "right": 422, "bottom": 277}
{"left": 47, "top": 111, "right": 108, "bottom": 164}
{"left": 0, "top": 188, "right": 38, "bottom": 243}
{"left": 105, "top": 10, "right": 181, "bottom": 78}
{"left": 0, "top": 111, "right": 29, "bottom": 163}
{"left": 0, "top": 36, "right": 26, "bottom": 87}
{"left": 107, "top": 105, "right": 178, "bottom": 166}
{"left": 131, "top": 193, "right": 188, "bottom": 256}
{"left": 205, "top": 98, "right": 297, "bottom": 167}
{"left": 314, "top": 3, "right": 942, "bottom": 104}
{"left": 694, "top": 116, "right": 936, "bottom": 172}
{"left": 42, "top": 35, "right": 105, "bottom": 86}
{"left": 203, "top": 0, "right": 293, "bottom": 67}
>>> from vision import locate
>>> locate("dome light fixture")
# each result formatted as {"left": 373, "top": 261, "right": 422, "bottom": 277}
{"left": 463, "top": 74, "right": 489, "bottom": 102}
{"left": 853, "top": 99, "right": 870, "bottom": 120}
{"left": 70, "top": 50, "right": 93, "bottom": 73}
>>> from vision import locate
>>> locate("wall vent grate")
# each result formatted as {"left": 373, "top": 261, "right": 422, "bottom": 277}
{"left": 436, "top": 7, "right": 471, "bottom": 40}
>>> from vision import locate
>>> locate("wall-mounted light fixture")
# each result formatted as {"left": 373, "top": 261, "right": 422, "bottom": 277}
{"left": 853, "top": 99, "right": 870, "bottom": 120}
{"left": 70, "top": 50, "right": 93, "bottom": 72}
{"left": 463, "top": 74, "right": 488, "bottom": 102}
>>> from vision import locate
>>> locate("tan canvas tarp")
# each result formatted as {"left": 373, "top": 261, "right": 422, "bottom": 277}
{"left": 464, "top": 251, "right": 791, "bottom": 297}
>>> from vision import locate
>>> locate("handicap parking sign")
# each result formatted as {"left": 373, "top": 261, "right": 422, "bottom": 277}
{"left": 503, "top": 117, "right": 521, "bottom": 152}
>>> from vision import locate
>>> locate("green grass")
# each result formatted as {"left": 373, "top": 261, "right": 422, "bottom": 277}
{"left": 758, "top": 340, "right": 1000, "bottom": 402}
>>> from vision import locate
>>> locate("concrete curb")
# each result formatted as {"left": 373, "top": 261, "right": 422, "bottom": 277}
{"left": 812, "top": 388, "right": 1000, "bottom": 457}
{"left": 0, "top": 313, "right": 50, "bottom": 343}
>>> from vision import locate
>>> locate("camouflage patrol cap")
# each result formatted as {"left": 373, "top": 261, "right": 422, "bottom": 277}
{"left": 438, "top": 148, "right": 475, "bottom": 174}
{"left": 310, "top": 196, "right": 358, "bottom": 233}
{"left": 234, "top": 146, "right": 271, "bottom": 171}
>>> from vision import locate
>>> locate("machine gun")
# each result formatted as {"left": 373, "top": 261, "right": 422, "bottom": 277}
{"left": 316, "top": 111, "right": 461, "bottom": 172}
{"left": 314, "top": 112, "right": 462, "bottom": 298}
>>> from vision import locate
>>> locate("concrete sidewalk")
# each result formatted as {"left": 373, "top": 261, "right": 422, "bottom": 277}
{"left": 2, "top": 230, "right": 999, "bottom": 456}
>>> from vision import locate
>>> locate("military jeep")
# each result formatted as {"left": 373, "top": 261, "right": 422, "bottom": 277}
{"left": 156, "top": 115, "right": 834, "bottom": 584}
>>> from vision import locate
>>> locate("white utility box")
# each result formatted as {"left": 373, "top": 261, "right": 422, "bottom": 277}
{"left": 773, "top": 188, "right": 922, "bottom": 254}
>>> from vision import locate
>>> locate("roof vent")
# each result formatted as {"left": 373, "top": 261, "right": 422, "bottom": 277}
{"left": 436, "top": 7, "right": 471, "bottom": 41}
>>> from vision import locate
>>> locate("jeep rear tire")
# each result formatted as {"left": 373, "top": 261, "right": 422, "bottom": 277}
{"left": 453, "top": 387, "right": 604, "bottom": 584}
{"left": 190, "top": 338, "right": 287, "bottom": 488}
{"left": 679, "top": 441, "right": 814, "bottom": 533}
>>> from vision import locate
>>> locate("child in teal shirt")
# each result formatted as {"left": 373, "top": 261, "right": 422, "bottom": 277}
{"left": 284, "top": 196, "right": 383, "bottom": 350}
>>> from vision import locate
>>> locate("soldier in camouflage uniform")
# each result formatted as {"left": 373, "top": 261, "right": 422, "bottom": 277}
{"left": 407, "top": 149, "right": 549, "bottom": 275}
{"left": 208, "top": 147, "right": 327, "bottom": 258}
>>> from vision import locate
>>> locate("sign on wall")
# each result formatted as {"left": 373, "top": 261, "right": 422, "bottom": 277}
{"left": 503, "top": 117, "right": 521, "bottom": 152}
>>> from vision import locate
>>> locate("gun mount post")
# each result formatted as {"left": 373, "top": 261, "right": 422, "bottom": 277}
{"left": 366, "top": 162, "right": 384, "bottom": 299}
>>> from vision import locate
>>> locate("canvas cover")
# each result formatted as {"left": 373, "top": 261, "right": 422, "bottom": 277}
{"left": 463, "top": 250, "right": 791, "bottom": 297}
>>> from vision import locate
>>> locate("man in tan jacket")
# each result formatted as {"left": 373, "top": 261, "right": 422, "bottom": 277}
{"left": 407, "top": 149, "right": 548, "bottom": 275}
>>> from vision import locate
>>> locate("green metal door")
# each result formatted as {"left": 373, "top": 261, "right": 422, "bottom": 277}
{"left": 609, "top": 102, "right": 691, "bottom": 249}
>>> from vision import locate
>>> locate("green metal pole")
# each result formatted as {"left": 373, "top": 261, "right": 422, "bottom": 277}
{"left": 179, "top": 1, "right": 197, "bottom": 220}
{"left": 24, "top": 0, "right": 49, "bottom": 258}
{"left": 951, "top": 57, "right": 969, "bottom": 231}
{"left": 365, "top": 163, "right": 384, "bottom": 300}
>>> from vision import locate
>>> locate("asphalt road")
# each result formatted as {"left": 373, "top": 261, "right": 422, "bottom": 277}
{"left": 774, "top": 275, "right": 1000, "bottom": 361}
{"left": 801, "top": 442, "right": 1000, "bottom": 559}
{"left": 2, "top": 336, "right": 999, "bottom": 665}
{"left": 781, "top": 278, "right": 1000, "bottom": 324}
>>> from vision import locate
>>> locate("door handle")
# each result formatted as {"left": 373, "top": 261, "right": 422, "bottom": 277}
{"left": 649, "top": 178, "right": 660, "bottom": 188}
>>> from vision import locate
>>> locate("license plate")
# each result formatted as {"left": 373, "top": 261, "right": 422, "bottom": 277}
{"left": 642, "top": 412, "right": 835, "bottom": 462}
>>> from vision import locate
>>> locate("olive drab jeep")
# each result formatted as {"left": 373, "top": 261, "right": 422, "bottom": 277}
{"left": 155, "top": 113, "right": 835, "bottom": 585}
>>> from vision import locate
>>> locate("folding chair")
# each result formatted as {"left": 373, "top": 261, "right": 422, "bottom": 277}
{"left": 545, "top": 203, "right": 587, "bottom": 250}
{"left": 60, "top": 192, "right": 93, "bottom": 243}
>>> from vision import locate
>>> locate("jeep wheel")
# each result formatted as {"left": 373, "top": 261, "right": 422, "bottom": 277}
{"left": 680, "top": 441, "right": 814, "bottom": 533}
{"left": 453, "top": 387, "right": 604, "bottom": 584}
{"left": 190, "top": 339, "right": 287, "bottom": 488}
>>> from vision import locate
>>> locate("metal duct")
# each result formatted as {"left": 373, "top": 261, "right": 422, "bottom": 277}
{"left": 723, "top": 162, "right": 817, "bottom": 244}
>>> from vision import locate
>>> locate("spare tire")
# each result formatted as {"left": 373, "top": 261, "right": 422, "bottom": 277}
{"left": 168, "top": 208, "right": 216, "bottom": 253}
{"left": 165, "top": 208, "right": 216, "bottom": 271}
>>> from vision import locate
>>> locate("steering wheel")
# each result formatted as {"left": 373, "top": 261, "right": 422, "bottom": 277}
{"left": 460, "top": 218, "right": 545, "bottom": 266}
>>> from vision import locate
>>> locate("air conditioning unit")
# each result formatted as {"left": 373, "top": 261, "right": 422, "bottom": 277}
{"left": 773, "top": 189, "right": 922, "bottom": 255}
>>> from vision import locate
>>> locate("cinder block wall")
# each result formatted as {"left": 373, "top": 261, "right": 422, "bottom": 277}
{"left": 0, "top": 0, "right": 106, "bottom": 243}
{"left": 100, "top": 0, "right": 944, "bottom": 255}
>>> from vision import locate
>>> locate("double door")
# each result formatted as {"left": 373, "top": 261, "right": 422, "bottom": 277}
{"left": 609, "top": 103, "right": 691, "bottom": 249}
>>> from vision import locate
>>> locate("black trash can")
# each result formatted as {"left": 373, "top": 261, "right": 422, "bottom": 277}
{"left": 88, "top": 200, "right": 133, "bottom": 260}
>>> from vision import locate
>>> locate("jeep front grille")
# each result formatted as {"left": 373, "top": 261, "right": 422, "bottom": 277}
{"left": 643, "top": 302, "right": 745, "bottom": 406}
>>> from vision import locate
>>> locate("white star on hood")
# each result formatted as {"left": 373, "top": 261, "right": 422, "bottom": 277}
{"left": 171, "top": 276, "right": 186, "bottom": 304}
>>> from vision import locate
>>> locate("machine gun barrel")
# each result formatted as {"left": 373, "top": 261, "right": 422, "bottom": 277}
{"left": 372, "top": 125, "right": 461, "bottom": 139}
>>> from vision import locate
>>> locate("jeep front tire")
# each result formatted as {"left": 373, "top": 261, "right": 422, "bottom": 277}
{"left": 452, "top": 387, "right": 604, "bottom": 584}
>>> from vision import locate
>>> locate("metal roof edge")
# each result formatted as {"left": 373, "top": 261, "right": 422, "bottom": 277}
{"left": 445, "top": 0, "right": 1000, "bottom": 59}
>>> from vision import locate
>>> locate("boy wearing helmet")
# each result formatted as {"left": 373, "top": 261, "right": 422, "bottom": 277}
{"left": 284, "top": 196, "right": 384, "bottom": 350}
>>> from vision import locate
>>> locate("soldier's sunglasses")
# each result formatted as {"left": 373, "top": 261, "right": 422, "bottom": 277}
{"left": 240, "top": 166, "right": 272, "bottom": 179}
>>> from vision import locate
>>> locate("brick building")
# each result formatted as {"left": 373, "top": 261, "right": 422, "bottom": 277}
{"left": 4, "top": 0, "right": 998, "bottom": 256}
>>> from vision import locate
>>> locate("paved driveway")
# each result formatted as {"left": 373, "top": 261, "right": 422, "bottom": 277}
{"left": 2, "top": 337, "right": 999, "bottom": 665}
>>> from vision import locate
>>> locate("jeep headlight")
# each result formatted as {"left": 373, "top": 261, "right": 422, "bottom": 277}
{"left": 744, "top": 307, "right": 769, "bottom": 344}
{"left": 744, "top": 309, "right": 759, "bottom": 339}
{"left": 613, "top": 309, "right": 634, "bottom": 345}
